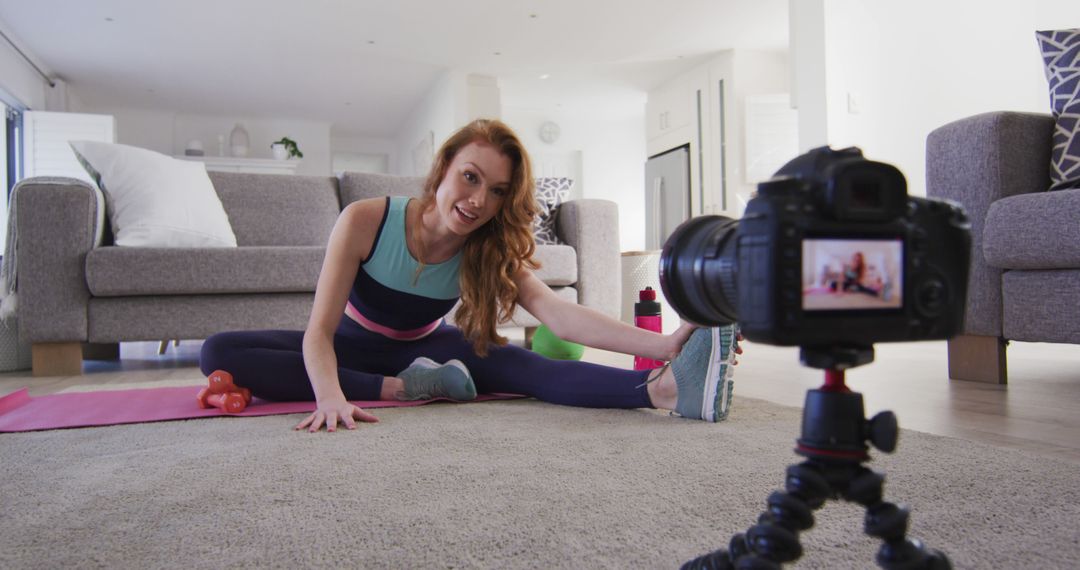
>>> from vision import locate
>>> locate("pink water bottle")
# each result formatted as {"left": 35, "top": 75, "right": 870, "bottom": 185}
{"left": 633, "top": 287, "right": 666, "bottom": 370}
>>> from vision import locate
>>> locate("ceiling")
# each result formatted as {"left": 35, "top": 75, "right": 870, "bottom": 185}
{"left": 0, "top": 0, "right": 789, "bottom": 137}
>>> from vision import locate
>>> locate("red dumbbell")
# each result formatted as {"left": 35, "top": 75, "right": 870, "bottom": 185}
{"left": 196, "top": 369, "right": 252, "bottom": 413}
{"left": 206, "top": 369, "right": 252, "bottom": 403}
{"left": 196, "top": 389, "right": 248, "bottom": 413}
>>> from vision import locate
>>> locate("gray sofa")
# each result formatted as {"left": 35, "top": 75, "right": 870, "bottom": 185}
{"left": 14, "top": 171, "right": 620, "bottom": 376}
{"left": 926, "top": 111, "right": 1080, "bottom": 384}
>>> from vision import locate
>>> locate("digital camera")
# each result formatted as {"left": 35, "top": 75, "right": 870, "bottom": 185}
{"left": 659, "top": 146, "right": 971, "bottom": 347}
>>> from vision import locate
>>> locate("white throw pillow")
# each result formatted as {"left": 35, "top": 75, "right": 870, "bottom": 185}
{"left": 69, "top": 141, "right": 237, "bottom": 247}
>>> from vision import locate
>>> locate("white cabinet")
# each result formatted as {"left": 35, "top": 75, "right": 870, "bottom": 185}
{"left": 646, "top": 51, "right": 789, "bottom": 220}
{"left": 646, "top": 75, "right": 694, "bottom": 143}
{"left": 174, "top": 156, "right": 301, "bottom": 175}
{"left": 645, "top": 62, "right": 718, "bottom": 219}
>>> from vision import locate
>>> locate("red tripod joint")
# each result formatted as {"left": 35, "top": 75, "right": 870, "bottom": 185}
{"left": 821, "top": 369, "right": 851, "bottom": 393}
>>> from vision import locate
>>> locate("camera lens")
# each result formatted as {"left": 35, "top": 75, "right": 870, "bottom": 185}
{"left": 658, "top": 215, "right": 740, "bottom": 326}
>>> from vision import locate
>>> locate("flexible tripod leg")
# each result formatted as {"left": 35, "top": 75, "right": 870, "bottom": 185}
{"left": 846, "top": 466, "right": 952, "bottom": 570}
{"left": 681, "top": 461, "right": 952, "bottom": 569}
{"left": 683, "top": 360, "right": 951, "bottom": 569}
{"left": 680, "top": 461, "right": 827, "bottom": 569}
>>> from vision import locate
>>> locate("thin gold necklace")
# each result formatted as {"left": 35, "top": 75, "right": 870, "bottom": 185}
{"left": 408, "top": 201, "right": 429, "bottom": 264}
{"left": 408, "top": 203, "right": 428, "bottom": 286}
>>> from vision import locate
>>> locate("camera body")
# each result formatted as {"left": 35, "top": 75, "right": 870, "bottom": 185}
{"left": 660, "top": 146, "right": 971, "bottom": 347}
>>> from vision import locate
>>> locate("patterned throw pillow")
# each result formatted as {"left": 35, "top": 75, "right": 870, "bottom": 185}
{"left": 533, "top": 177, "right": 574, "bottom": 245}
{"left": 1036, "top": 29, "right": 1080, "bottom": 191}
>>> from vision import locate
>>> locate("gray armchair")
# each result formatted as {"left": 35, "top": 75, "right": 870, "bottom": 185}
{"left": 926, "top": 111, "right": 1080, "bottom": 383}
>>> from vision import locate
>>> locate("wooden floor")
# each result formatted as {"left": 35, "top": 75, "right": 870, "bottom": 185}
{"left": 2, "top": 333, "right": 1078, "bottom": 464}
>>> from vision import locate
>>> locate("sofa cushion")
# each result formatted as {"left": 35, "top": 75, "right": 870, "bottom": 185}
{"left": 531, "top": 245, "right": 577, "bottom": 286}
{"left": 339, "top": 172, "right": 424, "bottom": 207}
{"left": 983, "top": 188, "right": 1080, "bottom": 270}
{"left": 70, "top": 141, "right": 238, "bottom": 248}
{"left": 208, "top": 172, "right": 340, "bottom": 246}
{"left": 86, "top": 246, "right": 324, "bottom": 296}
{"left": 86, "top": 244, "right": 573, "bottom": 297}
{"left": 88, "top": 294, "right": 315, "bottom": 342}
{"left": 533, "top": 177, "right": 573, "bottom": 245}
{"left": 1002, "top": 269, "right": 1080, "bottom": 343}
{"left": 1035, "top": 29, "right": 1080, "bottom": 191}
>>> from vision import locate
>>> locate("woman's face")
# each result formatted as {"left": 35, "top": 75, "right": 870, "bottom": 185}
{"left": 434, "top": 141, "right": 513, "bottom": 236}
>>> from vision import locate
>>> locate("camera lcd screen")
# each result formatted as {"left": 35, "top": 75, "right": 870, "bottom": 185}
{"left": 801, "top": 238, "right": 903, "bottom": 311}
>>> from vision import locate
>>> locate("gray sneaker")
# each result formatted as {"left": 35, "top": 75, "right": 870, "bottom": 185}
{"left": 671, "top": 326, "right": 738, "bottom": 422}
{"left": 397, "top": 357, "right": 477, "bottom": 401}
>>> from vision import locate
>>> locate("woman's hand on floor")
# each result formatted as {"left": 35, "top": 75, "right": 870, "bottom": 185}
{"left": 295, "top": 397, "right": 379, "bottom": 433}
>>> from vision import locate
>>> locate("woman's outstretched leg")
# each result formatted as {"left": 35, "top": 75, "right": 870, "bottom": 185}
{"left": 397, "top": 324, "right": 739, "bottom": 421}
{"left": 200, "top": 330, "right": 385, "bottom": 402}
{"left": 393, "top": 324, "right": 652, "bottom": 409}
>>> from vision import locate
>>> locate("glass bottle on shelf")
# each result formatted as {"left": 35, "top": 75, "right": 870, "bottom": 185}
{"left": 229, "top": 124, "right": 249, "bottom": 157}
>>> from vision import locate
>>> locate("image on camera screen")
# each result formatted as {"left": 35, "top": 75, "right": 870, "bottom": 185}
{"left": 801, "top": 238, "right": 903, "bottom": 311}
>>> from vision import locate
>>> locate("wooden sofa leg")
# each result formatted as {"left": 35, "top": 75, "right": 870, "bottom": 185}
{"left": 524, "top": 326, "right": 538, "bottom": 349}
{"left": 32, "top": 342, "right": 84, "bottom": 377}
{"left": 947, "top": 334, "right": 1007, "bottom": 384}
{"left": 83, "top": 342, "right": 120, "bottom": 361}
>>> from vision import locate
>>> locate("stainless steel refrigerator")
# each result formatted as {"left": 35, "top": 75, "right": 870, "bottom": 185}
{"left": 644, "top": 145, "right": 691, "bottom": 250}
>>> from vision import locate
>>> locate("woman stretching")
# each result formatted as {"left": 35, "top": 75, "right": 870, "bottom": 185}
{"left": 200, "top": 119, "right": 740, "bottom": 432}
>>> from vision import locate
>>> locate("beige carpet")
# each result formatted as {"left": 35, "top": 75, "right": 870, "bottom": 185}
{"left": 1, "top": 396, "right": 1077, "bottom": 569}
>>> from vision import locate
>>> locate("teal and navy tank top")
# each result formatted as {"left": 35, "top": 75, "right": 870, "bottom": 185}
{"left": 345, "top": 196, "right": 461, "bottom": 339}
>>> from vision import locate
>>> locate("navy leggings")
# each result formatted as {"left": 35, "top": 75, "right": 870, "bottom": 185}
{"left": 200, "top": 316, "right": 654, "bottom": 409}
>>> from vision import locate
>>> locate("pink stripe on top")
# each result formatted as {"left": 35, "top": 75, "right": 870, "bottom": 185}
{"left": 345, "top": 301, "right": 442, "bottom": 341}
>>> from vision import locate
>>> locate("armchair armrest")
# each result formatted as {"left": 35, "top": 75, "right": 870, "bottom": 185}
{"left": 13, "top": 177, "right": 102, "bottom": 343}
{"left": 555, "top": 199, "right": 620, "bottom": 319}
{"left": 925, "top": 111, "right": 1054, "bottom": 336}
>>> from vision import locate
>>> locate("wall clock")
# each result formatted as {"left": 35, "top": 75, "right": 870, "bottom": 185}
{"left": 539, "top": 120, "right": 561, "bottom": 144}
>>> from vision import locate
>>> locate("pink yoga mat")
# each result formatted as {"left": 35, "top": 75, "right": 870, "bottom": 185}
{"left": 0, "top": 386, "right": 524, "bottom": 433}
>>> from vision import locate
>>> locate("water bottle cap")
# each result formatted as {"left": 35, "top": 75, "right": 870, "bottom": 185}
{"left": 639, "top": 287, "right": 657, "bottom": 301}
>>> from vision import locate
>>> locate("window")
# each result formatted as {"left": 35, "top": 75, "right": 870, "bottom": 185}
{"left": 1, "top": 104, "right": 22, "bottom": 253}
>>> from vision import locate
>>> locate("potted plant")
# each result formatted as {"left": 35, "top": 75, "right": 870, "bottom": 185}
{"left": 271, "top": 137, "right": 303, "bottom": 160}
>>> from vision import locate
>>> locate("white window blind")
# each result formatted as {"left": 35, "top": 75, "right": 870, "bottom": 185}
{"left": 23, "top": 111, "right": 115, "bottom": 183}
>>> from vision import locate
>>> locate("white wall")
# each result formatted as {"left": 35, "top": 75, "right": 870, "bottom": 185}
{"left": 503, "top": 107, "right": 647, "bottom": 251}
{"left": 789, "top": 0, "right": 827, "bottom": 150}
{"left": 330, "top": 134, "right": 399, "bottom": 175}
{"left": 722, "top": 50, "right": 792, "bottom": 211}
{"left": 85, "top": 107, "right": 333, "bottom": 176}
{"left": 172, "top": 115, "right": 331, "bottom": 176}
{"left": 395, "top": 71, "right": 467, "bottom": 176}
{"left": 646, "top": 50, "right": 790, "bottom": 220}
{"left": 104, "top": 107, "right": 175, "bottom": 155}
{"left": 467, "top": 74, "right": 502, "bottom": 124}
{"left": 0, "top": 23, "right": 56, "bottom": 252}
{"left": 0, "top": 24, "right": 77, "bottom": 113}
{"left": 0, "top": 21, "right": 47, "bottom": 110}
{"left": 811, "top": 0, "right": 1076, "bottom": 196}
{"left": 395, "top": 71, "right": 502, "bottom": 176}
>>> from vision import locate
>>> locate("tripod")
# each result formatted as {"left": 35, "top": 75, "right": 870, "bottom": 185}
{"left": 682, "top": 345, "right": 952, "bottom": 570}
